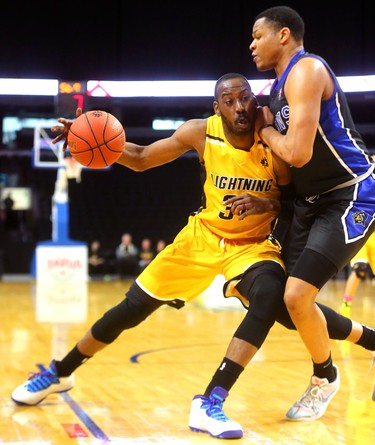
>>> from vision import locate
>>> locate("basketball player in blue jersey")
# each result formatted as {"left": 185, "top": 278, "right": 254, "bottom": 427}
{"left": 11, "top": 74, "right": 375, "bottom": 439}
{"left": 250, "top": 6, "right": 375, "bottom": 422}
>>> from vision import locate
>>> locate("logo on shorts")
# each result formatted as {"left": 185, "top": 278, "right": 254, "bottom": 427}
{"left": 305, "top": 195, "right": 319, "bottom": 204}
{"left": 352, "top": 210, "right": 367, "bottom": 226}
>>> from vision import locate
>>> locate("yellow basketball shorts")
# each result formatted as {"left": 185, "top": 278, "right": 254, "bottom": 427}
{"left": 136, "top": 215, "right": 284, "bottom": 303}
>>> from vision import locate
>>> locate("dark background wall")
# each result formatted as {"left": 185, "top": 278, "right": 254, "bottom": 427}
{"left": 0, "top": 0, "right": 374, "bottom": 273}
{"left": 0, "top": 1, "right": 374, "bottom": 79}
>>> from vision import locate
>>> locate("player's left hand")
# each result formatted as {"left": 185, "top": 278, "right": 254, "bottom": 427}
{"left": 224, "top": 193, "right": 279, "bottom": 220}
{"left": 51, "top": 108, "right": 83, "bottom": 151}
{"left": 255, "top": 105, "right": 274, "bottom": 134}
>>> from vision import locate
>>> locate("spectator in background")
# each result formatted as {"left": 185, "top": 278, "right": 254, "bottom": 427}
{"left": 88, "top": 240, "right": 107, "bottom": 278}
{"left": 138, "top": 238, "right": 154, "bottom": 273}
{"left": 2, "top": 192, "right": 19, "bottom": 239}
{"left": 115, "top": 232, "right": 139, "bottom": 279}
{"left": 156, "top": 239, "right": 166, "bottom": 254}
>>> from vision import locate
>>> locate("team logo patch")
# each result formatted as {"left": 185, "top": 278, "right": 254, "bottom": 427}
{"left": 352, "top": 210, "right": 367, "bottom": 226}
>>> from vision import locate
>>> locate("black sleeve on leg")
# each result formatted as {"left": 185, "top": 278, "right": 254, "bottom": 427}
{"left": 91, "top": 282, "right": 165, "bottom": 343}
{"left": 234, "top": 262, "right": 286, "bottom": 348}
{"left": 275, "top": 300, "right": 352, "bottom": 340}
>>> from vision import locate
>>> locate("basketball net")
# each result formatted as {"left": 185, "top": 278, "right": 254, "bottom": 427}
{"left": 63, "top": 156, "right": 83, "bottom": 183}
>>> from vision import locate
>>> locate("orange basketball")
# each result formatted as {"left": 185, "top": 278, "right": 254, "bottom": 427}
{"left": 67, "top": 110, "right": 126, "bottom": 168}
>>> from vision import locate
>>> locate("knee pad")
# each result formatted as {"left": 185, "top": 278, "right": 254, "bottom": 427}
{"left": 234, "top": 311, "right": 274, "bottom": 349}
{"left": 91, "top": 282, "right": 164, "bottom": 344}
{"left": 235, "top": 261, "right": 286, "bottom": 321}
{"left": 353, "top": 262, "right": 370, "bottom": 280}
{"left": 234, "top": 261, "right": 286, "bottom": 348}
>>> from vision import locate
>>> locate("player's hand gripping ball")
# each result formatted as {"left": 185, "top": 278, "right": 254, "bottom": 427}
{"left": 67, "top": 110, "right": 126, "bottom": 168}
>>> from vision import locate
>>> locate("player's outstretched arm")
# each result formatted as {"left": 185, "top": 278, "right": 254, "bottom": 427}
{"left": 116, "top": 118, "right": 206, "bottom": 172}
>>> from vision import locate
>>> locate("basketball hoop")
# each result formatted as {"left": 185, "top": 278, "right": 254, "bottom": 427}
{"left": 63, "top": 156, "right": 83, "bottom": 183}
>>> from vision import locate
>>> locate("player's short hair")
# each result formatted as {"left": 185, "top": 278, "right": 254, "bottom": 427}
{"left": 255, "top": 6, "right": 305, "bottom": 42}
{"left": 214, "top": 73, "right": 251, "bottom": 100}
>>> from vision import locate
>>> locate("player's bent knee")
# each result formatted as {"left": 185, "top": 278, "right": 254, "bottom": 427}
{"left": 283, "top": 289, "right": 309, "bottom": 313}
{"left": 234, "top": 312, "right": 275, "bottom": 348}
{"left": 234, "top": 261, "right": 286, "bottom": 348}
{"left": 91, "top": 282, "right": 164, "bottom": 343}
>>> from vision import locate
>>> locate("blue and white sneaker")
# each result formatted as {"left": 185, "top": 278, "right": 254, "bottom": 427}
{"left": 286, "top": 365, "right": 340, "bottom": 421}
{"left": 11, "top": 360, "right": 74, "bottom": 406}
{"left": 188, "top": 386, "right": 243, "bottom": 439}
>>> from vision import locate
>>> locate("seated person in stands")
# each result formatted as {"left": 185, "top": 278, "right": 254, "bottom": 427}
{"left": 156, "top": 239, "right": 166, "bottom": 254}
{"left": 88, "top": 240, "right": 107, "bottom": 277}
{"left": 115, "top": 232, "right": 139, "bottom": 278}
{"left": 138, "top": 238, "right": 154, "bottom": 273}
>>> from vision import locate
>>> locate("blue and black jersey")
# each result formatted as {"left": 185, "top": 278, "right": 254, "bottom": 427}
{"left": 269, "top": 50, "right": 373, "bottom": 198}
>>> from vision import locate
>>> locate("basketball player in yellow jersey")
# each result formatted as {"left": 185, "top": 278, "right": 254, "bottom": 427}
{"left": 13, "top": 73, "right": 375, "bottom": 439}
{"left": 134, "top": 114, "right": 287, "bottom": 305}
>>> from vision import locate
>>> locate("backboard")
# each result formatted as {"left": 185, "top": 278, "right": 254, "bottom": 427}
{"left": 33, "top": 125, "right": 65, "bottom": 168}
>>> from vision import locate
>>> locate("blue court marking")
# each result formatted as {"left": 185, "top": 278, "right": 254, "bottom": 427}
{"left": 130, "top": 343, "right": 214, "bottom": 363}
{"left": 37, "top": 363, "right": 110, "bottom": 442}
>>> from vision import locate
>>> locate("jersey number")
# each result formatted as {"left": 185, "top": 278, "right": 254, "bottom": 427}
{"left": 219, "top": 194, "right": 236, "bottom": 220}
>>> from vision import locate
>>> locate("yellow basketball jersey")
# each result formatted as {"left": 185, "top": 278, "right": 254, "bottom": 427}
{"left": 136, "top": 115, "right": 284, "bottom": 302}
{"left": 195, "top": 114, "right": 280, "bottom": 240}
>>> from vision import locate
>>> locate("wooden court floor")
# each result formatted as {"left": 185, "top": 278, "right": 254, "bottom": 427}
{"left": 0, "top": 276, "right": 374, "bottom": 444}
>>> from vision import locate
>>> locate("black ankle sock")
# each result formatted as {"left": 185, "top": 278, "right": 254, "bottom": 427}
{"left": 313, "top": 354, "right": 336, "bottom": 383}
{"left": 54, "top": 345, "right": 91, "bottom": 377}
{"left": 355, "top": 325, "right": 375, "bottom": 350}
{"left": 204, "top": 358, "right": 244, "bottom": 397}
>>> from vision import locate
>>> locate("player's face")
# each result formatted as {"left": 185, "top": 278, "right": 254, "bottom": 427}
{"left": 250, "top": 18, "right": 280, "bottom": 72}
{"left": 216, "top": 80, "right": 257, "bottom": 137}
